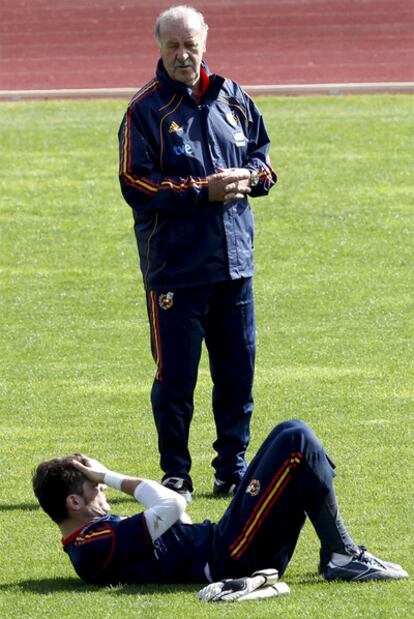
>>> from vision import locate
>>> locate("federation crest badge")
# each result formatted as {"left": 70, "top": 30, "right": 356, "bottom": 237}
{"left": 158, "top": 292, "right": 174, "bottom": 310}
{"left": 226, "top": 110, "right": 239, "bottom": 127}
{"left": 246, "top": 479, "right": 261, "bottom": 496}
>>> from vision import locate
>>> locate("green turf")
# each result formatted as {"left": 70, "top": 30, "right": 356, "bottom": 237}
{"left": 0, "top": 95, "right": 413, "bottom": 618}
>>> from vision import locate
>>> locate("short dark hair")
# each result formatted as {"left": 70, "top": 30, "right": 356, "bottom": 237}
{"left": 32, "top": 453, "right": 88, "bottom": 524}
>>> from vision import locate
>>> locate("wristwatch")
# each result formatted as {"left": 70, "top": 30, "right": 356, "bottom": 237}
{"left": 249, "top": 169, "right": 260, "bottom": 187}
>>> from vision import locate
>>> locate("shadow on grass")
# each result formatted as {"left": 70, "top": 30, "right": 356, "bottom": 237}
{"left": 0, "top": 501, "right": 40, "bottom": 512}
{"left": 0, "top": 578, "right": 197, "bottom": 595}
{"left": 0, "top": 496, "right": 133, "bottom": 512}
{"left": 193, "top": 491, "right": 227, "bottom": 500}
{"left": 0, "top": 578, "right": 97, "bottom": 593}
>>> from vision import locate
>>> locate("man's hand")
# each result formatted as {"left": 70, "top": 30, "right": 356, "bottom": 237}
{"left": 207, "top": 168, "right": 251, "bottom": 204}
{"left": 71, "top": 455, "right": 109, "bottom": 484}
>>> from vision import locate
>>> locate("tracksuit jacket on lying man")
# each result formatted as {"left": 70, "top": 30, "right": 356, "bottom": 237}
{"left": 118, "top": 59, "right": 277, "bottom": 495}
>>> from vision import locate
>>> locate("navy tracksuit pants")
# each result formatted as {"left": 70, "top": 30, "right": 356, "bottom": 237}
{"left": 209, "top": 419, "right": 341, "bottom": 579}
{"left": 146, "top": 278, "right": 255, "bottom": 489}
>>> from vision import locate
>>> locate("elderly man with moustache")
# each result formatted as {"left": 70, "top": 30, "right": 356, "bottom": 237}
{"left": 118, "top": 5, "right": 276, "bottom": 501}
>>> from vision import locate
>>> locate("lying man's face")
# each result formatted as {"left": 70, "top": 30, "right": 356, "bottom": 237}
{"left": 77, "top": 477, "right": 111, "bottom": 519}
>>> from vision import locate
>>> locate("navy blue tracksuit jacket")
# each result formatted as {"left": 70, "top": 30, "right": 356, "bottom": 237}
{"left": 118, "top": 60, "right": 276, "bottom": 290}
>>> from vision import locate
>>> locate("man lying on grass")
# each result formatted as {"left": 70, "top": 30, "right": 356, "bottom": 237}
{"left": 32, "top": 420, "right": 407, "bottom": 599}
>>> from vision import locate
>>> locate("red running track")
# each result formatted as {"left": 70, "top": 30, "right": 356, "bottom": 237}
{"left": 0, "top": 0, "right": 413, "bottom": 91}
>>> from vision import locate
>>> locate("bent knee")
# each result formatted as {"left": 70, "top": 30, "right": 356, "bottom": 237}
{"left": 277, "top": 419, "right": 321, "bottom": 451}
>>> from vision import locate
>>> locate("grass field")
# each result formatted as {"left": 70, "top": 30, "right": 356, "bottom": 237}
{"left": 0, "top": 94, "right": 413, "bottom": 618}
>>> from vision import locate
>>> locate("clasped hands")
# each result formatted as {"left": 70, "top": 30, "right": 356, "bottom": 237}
{"left": 207, "top": 167, "right": 251, "bottom": 205}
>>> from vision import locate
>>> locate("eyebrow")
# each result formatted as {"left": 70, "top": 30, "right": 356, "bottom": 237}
{"left": 165, "top": 36, "right": 199, "bottom": 44}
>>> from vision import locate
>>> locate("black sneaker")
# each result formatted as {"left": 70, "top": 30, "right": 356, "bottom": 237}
{"left": 322, "top": 548, "right": 408, "bottom": 582}
{"left": 213, "top": 478, "right": 239, "bottom": 498}
{"left": 162, "top": 476, "right": 192, "bottom": 503}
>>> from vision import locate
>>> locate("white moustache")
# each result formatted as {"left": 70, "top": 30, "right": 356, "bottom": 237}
{"left": 174, "top": 61, "right": 193, "bottom": 68}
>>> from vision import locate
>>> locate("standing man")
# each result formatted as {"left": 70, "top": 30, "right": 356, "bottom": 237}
{"left": 118, "top": 5, "right": 276, "bottom": 501}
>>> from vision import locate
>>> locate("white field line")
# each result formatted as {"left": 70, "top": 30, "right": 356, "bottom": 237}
{"left": 1, "top": 82, "right": 413, "bottom": 100}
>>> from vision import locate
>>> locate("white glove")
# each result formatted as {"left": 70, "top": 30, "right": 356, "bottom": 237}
{"left": 238, "top": 582, "right": 290, "bottom": 601}
{"left": 198, "top": 568, "right": 289, "bottom": 602}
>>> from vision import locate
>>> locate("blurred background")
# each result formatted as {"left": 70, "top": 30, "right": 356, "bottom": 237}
{"left": 1, "top": 0, "right": 413, "bottom": 92}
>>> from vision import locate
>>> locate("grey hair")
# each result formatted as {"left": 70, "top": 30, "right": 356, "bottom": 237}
{"left": 155, "top": 5, "right": 208, "bottom": 44}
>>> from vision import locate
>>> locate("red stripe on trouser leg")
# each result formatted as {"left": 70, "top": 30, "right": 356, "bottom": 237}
{"left": 231, "top": 476, "right": 291, "bottom": 560}
{"left": 229, "top": 452, "right": 303, "bottom": 559}
{"left": 149, "top": 290, "right": 163, "bottom": 381}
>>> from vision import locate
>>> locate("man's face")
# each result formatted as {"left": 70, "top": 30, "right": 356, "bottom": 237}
{"left": 159, "top": 16, "right": 205, "bottom": 88}
{"left": 81, "top": 479, "right": 111, "bottom": 518}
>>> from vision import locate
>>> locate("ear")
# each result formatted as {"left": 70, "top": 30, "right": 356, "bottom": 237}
{"left": 66, "top": 493, "right": 84, "bottom": 513}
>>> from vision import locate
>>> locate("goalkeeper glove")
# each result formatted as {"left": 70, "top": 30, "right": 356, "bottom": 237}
{"left": 198, "top": 568, "right": 290, "bottom": 602}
